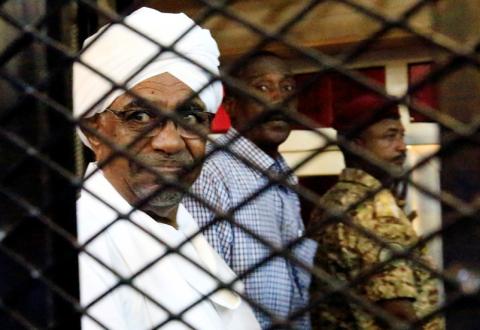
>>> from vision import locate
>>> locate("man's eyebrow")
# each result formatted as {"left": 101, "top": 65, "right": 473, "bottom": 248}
{"left": 245, "top": 73, "right": 294, "bottom": 81}
{"left": 180, "top": 98, "right": 206, "bottom": 111}
{"left": 123, "top": 99, "right": 149, "bottom": 110}
{"left": 122, "top": 97, "right": 206, "bottom": 112}
{"left": 244, "top": 74, "right": 267, "bottom": 81}
{"left": 385, "top": 127, "right": 405, "bottom": 133}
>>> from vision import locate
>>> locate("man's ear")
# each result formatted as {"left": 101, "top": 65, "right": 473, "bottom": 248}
{"left": 223, "top": 96, "right": 237, "bottom": 124}
{"left": 352, "top": 136, "right": 364, "bottom": 148}
{"left": 82, "top": 115, "right": 103, "bottom": 150}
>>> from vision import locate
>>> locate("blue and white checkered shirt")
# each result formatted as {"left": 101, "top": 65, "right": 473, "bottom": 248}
{"left": 183, "top": 128, "right": 317, "bottom": 329}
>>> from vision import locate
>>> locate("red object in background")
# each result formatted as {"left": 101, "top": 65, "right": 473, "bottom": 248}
{"left": 330, "top": 67, "right": 387, "bottom": 129}
{"left": 211, "top": 104, "right": 231, "bottom": 133}
{"left": 294, "top": 73, "right": 333, "bottom": 128}
{"left": 294, "top": 67, "right": 386, "bottom": 129}
{"left": 331, "top": 67, "right": 385, "bottom": 104}
{"left": 211, "top": 67, "right": 388, "bottom": 133}
{"left": 408, "top": 62, "right": 438, "bottom": 122}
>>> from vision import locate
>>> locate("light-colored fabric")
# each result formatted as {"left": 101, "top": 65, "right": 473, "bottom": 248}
{"left": 183, "top": 128, "right": 317, "bottom": 329}
{"left": 73, "top": 7, "right": 222, "bottom": 147}
{"left": 77, "top": 163, "right": 260, "bottom": 330}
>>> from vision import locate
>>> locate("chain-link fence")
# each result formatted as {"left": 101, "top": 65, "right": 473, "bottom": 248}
{"left": 1, "top": 0, "right": 479, "bottom": 329}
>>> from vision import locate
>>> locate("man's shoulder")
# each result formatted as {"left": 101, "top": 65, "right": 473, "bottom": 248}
{"left": 320, "top": 180, "right": 371, "bottom": 212}
{"left": 190, "top": 147, "right": 243, "bottom": 196}
{"left": 200, "top": 150, "right": 240, "bottom": 179}
{"left": 202, "top": 138, "right": 253, "bottom": 176}
{"left": 371, "top": 189, "right": 397, "bottom": 207}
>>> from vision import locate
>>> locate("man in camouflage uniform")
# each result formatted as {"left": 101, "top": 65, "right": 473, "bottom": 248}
{"left": 309, "top": 95, "right": 443, "bottom": 329}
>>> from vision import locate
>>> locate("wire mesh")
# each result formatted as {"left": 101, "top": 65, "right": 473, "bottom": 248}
{"left": 1, "top": 0, "right": 479, "bottom": 329}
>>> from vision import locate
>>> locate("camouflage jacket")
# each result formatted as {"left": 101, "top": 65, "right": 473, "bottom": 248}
{"left": 310, "top": 168, "right": 442, "bottom": 330}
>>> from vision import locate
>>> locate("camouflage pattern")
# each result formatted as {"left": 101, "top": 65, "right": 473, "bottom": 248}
{"left": 310, "top": 168, "right": 443, "bottom": 330}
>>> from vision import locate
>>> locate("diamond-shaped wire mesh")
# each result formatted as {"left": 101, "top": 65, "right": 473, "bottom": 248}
{"left": 1, "top": 0, "right": 479, "bottom": 329}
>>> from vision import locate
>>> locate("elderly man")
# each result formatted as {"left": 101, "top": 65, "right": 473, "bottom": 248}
{"left": 74, "top": 7, "right": 259, "bottom": 330}
{"left": 183, "top": 51, "right": 317, "bottom": 329}
{"left": 309, "top": 95, "right": 442, "bottom": 329}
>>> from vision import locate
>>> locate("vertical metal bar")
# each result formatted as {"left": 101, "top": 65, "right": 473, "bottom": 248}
{"left": 77, "top": 0, "right": 99, "bottom": 48}
{"left": 434, "top": 1, "right": 480, "bottom": 328}
{"left": 44, "top": 1, "right": 80, "bottom": 328}
{"left": 0, "top": 1, "right": 52, "bottom": 328}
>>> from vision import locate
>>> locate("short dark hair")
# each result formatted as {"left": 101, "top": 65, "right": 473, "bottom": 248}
{"left": 223, "top": 50, "right": 286, "bottom": 98}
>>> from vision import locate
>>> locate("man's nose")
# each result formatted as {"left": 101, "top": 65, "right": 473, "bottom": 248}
{"left": 150, "top": 120, "right": 186, "bottom": 154}
{"left": 269, "top": 86, "right": 290, "bottom": 102}
{"left": 396, "top": 136, "right": 407, "bottom": 152}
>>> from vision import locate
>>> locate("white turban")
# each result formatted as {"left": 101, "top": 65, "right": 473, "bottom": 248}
{"left": 73, "top": 7, "right": 222, "bottom": 147}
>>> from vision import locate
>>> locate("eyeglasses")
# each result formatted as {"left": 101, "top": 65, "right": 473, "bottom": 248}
{"left": 105, "top": 103, "right": 214, "bottom": 140}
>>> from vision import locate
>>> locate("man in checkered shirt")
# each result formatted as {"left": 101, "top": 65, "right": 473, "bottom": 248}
{"left": 183, "top": 51, "right": 317, "bottom": 329}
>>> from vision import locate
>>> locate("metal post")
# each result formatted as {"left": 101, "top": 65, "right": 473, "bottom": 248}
{"left": 0, "top": 0, "right": 80, "bottom": 328}
{"left": 44, "top": 1, "right": 79, "bottom": 328}
{"left": 434, "top": 1, "right": 480, "bottom": 328}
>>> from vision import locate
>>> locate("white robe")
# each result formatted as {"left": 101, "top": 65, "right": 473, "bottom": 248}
{"left": 77, "top": 163, "right": 260, "bottom": 330}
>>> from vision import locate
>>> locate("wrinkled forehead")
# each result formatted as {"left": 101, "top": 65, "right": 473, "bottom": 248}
{"left": 239, "top": 56, "right": 292, "bottom": 80}
{"left": 110, "top": 73, "right": 204, "bottom": 110}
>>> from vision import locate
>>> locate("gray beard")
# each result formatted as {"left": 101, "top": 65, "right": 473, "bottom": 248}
{"left": 133, "top": 185, "right": 184, "bottom": 211}
{"left": 146, "top": 189, "right": 184, "bottom": 209}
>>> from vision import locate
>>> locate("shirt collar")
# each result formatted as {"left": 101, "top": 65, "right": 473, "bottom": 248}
{"left": 339, "top": 168, "right": 382, "bottom": 191}
{"left": 224, "top": 128, "right": 275, "bottom": 171}
{"left": 83, "top": 163, "right": 202, "bottom": 233}
{"left": 222, "top": 128, "right": 297, "bottom": 184}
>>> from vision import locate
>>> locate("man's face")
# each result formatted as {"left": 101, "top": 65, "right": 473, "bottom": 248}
{"left": 356, "top": 118, "right": 407, "bottom": 170}
{"left": 88, "top": 73, "right": 208, "bottom": 219}
{"left": 228, "top": 56, "right": 297, "bottom": 155}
